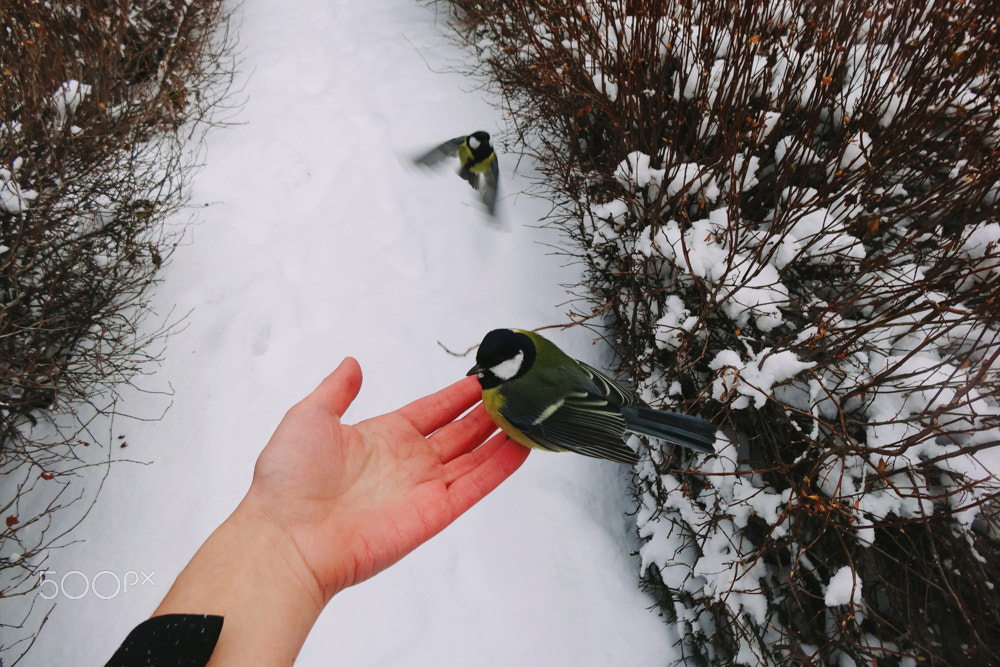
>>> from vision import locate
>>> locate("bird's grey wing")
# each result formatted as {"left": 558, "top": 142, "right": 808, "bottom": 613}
{"left": 575, "top": 361, "right": 641, "bottom": 409}
{"left": 499, "top": 374, "right": 639, "bottom": 464}
{"left": 586, "top": 361, "right": 716, "bottom": 453}
{"left": 460, "top": 167, "right": 479, "bottom": 188}
{"left": 481, "top": 157, "right": 499, "bottom": 215}
{"left": 539, "top": 392, "right": 638, "bottom": 463}
{"left": 413, "top": 136, "right": 465, "bottom": 167}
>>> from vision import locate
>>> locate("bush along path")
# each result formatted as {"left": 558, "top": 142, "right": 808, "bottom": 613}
{"left": 446, "top": 0, "right": 1000, "bottom": 664}
{"left": 0, "top": 1, "right": 235, "bottom": 660}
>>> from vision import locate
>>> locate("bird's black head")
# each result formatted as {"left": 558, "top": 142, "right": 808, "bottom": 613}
{"left": 467, "top": 328, "right": 536, "bottom": 389}
{"left": 466, "top": 131, "right": 493, "bottom": 162}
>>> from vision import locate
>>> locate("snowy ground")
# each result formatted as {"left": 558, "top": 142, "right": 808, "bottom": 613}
{"left": 25, "top": 1, "right": 679, "bottom": 664}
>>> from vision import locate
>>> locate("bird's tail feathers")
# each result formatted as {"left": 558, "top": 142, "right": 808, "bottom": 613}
{"left": 621, "top": 406, "right": 716, "bottom": 454}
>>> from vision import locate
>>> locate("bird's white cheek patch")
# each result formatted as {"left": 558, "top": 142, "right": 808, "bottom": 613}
{"left": 468, "top": 136, "right": 480, "bottom": 149}
{"left": 490, "top": 351, "right": 524, "bottom": 381}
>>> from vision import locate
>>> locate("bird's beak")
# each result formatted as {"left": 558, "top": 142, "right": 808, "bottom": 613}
{"left": 466, "top": 364, "right": 482, "bottom": 377}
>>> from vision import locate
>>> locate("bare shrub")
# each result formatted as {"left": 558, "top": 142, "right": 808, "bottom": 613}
{"left": 447, "top": 0, "right": 1000, "bottom": 663}
{"left": 0, "top": 0, "right": 236, "bottom": 660}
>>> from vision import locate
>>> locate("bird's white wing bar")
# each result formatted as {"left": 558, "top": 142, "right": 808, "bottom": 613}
{"left": 531, "top": 398, "right": 565, "bottom": 426}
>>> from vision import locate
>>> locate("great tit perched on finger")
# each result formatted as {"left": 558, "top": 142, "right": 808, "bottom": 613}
{"left": 467, "top": 328, "right": 717, "bottom": 464}
{"left": 414, "top": 131, "right": 500, "bottom": 215}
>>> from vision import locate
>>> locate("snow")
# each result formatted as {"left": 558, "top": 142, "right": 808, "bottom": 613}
{"left": 0, "top": 162, "right": 37, "bottom": 213}
{"left": 613, "top": 152, "right": 720, "bottom": 204}
{"left": 0, "top": 178, "right": 36, "bottom": 213}
{"left": 653, "top": 294, "right": 692, "bottom": 352}
{"left": 824, "top": 566, "right": 862, "bottom": 607}
{"left": 709, "top": 347, "right": 817, "bottom": 410}
{"left": 52, "top": 79, "right": 92, "bottom": 131}
{"left": 838, "top": 131, "right": 872, "bottom": 171}
{"left": 20, "top": 1, "right": 677, "bottom": 664}
{"left": 650, "top": 210, "right": 790, "bottom": 332}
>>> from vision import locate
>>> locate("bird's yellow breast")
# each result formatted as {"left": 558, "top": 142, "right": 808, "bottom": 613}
{"left": 482, "top": 387, "right": 547, "bottom": 451}
{"left": 459, "top": 144, "right": 495, "bottom": 174}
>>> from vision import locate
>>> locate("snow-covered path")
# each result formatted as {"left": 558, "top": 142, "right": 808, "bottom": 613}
{"left": 27, "top": 1, "right": 676, "bottom": 664}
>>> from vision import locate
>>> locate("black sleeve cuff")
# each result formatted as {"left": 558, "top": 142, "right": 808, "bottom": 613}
{"left": 105, "top": 614, "right": 223, "bottom": 667}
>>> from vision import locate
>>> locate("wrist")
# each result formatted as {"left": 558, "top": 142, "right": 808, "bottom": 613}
{"left": 231, "top": 495, "right": 330, "bottom": 612}
{"left": 153, "top": 498, "right": 327, "bottom": 665}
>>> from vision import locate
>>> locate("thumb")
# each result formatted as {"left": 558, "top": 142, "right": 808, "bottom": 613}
{"left": 314, "top": 357, "right": 363, "bottom": 418}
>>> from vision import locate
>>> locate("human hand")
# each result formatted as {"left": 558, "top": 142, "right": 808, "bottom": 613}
{"left": 151, "top": 358, "right": 528, "bottom": 665}
{"left": 241, "top": 357, "right": 529, "bottom": 602}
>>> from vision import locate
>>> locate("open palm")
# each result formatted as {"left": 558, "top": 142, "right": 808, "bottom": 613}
{"left": 244, "top": 357, "right": 529, "bottom": 601}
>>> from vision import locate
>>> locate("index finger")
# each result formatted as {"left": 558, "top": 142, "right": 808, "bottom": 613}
{"left": 396, "top": 374, "right": 483, "bottom": 436}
